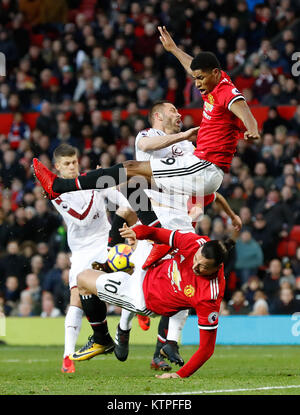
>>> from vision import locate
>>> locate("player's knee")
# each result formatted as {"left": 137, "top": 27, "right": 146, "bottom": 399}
{"left": 77, "top": 270, "right": 90, "bottom": 293}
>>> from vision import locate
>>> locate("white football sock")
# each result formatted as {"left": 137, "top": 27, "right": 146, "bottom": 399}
{"left": 119, "top": 308, "right": 135, "bottom": 331}
{"left": 167, "top": 309, "right": 189, "bottom": 342}
{"left": 63, "top": 305, "right": 83, "bottom": 358}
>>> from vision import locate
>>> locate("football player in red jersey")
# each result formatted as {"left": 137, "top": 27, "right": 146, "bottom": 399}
{"left": 70, "top": 223, "right": 238, "bottom": 379}
{"left": 32, "top": 28, "right": 260, "bottom": 200}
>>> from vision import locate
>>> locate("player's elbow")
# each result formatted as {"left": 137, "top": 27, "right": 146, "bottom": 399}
{"left": 138, "top": 141, "right": 151, "bottom": 152}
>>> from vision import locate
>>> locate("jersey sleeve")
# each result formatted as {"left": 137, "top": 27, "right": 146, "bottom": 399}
{"left": 133, "top": 225, "right": 209, "bottom": 254}
{"left": 217, "top": 83, "right": 245, "bottom": 110}
{"left": 135, "top": 129, "right": 152, "bottom": 151}
{"left": 176, "top": 328, "right": 217, "bottom": 378}
{"left": 99, "top": 187, "right": 131, "bottom": 209}
{"left": 204, "top": 192, "right": 216, "bottom": 207}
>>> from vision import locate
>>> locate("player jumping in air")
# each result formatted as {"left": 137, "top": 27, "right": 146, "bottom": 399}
{"left": 32, "top": 27, "right": 260, "bottom": 201}
{"left": 115, "top": 100, "right": 241, "bottom": 371}
{"left": 70, "top": 222, "right": 239, "bottom": 379}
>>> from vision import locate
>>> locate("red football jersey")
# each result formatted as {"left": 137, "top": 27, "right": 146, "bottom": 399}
{"left": 133, "top": 226, "right": 225, "bottom": 330}
{"left": 194, "top": 70, "right": 245, "bottom": 173}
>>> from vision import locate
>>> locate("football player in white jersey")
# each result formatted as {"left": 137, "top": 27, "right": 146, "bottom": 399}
{"left": 52, "top": 144, "right": 133, "bottom": 373}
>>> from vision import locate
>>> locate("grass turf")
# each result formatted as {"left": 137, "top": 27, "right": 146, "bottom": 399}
{"left": 1, "top": 317, "right": 300, "bottom": 396}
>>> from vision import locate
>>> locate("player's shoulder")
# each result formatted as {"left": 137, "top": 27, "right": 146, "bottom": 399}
{"left": 136, "top": 128, "right": 164, "bottom": 139}
{"left": 216, "top": 72, "right": 242, "bottom": 95}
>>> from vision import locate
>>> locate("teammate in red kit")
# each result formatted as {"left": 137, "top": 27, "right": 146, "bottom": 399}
{"left": 72, "top": 223, "right": 238, "bottom": 379}
{"left": 32, "top": 29, "right": 259, "bottom": 200}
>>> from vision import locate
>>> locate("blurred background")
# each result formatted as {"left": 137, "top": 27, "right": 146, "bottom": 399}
{"left": 0, "top": 0, "right": 299, "bottom": 327}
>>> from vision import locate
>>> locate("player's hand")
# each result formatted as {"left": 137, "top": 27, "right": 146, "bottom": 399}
{"left": 231, "top": 214, "right": 242, "bottom": 232}
{"left": 182, "top": 126, "right": 200, "bottom": 141}
{"left": 155, "top": 372, "right": 180, "bottom": 379}
{"left": 119, "top": 223, "right": 137, "bottom": 245}
{"left": 158, "top": 26, "right": 177, "bottom": 52}
{"left": 244, "top": 130, "right": 260, "bottom": 140}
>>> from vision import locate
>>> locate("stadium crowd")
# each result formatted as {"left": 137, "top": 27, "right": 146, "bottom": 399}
{"left": 0, "top": 0, "right": 300, "bottom": 319}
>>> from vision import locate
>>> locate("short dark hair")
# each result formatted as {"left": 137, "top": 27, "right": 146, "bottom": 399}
{"left": 53, "top": 144, "right": 78, "bottom": 161}
{"left": 190, "top": 52, "right": 221, "bottom": 72}
{"left": 148, "top": 100, "right": 172, "bottom": 124}
{"left": 202, "top": 239, "right": 235, "bottom": 267}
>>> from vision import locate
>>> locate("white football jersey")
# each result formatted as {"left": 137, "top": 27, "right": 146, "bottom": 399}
{"left": 135, "top": 128, "right": 196, "bottom": 232}
{"left": 135, "top": 128, "right": 195, "bottom": 161}
{"left": 52, "top": 187, "right": 130, "bottom": 253}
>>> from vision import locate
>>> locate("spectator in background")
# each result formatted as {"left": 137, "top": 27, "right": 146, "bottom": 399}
{"left": 269, "top": 287, "right": 300, "bottom": 315}
{"left": 255, "top": 188, "right": 293, "bottom": 240}
{"left": 40, "top": 291, "right": 62, "bottom": 317}
{"left": 227, "top": 290, "right": 251, "bottom": 315}
{"left": 253, "top": 162, "right": 274, "bottom": 191}
{"left": 0, "top": 149, "right": 26, "bottom": 187}
{"left": 251, "top": 212, "right": 275, "bottom": 263}
{"left": 262, "top": 258, "right": 283, "bottom": 304}
{"left": 291, "top": 247, "right": 300, "bottom": 278}
{"left": 53, "top": 268, "right": 70, "bottom": 315}
{"left": 26, "top": 199, "right": 61, "bottom": 244}
{"left": 261, "top": 83, "right": 286, "bottom": 106}
{"left": 249, "top": 290, "right": 269, "bottom": 315}
{"left": 241, "top": 275, "right": 264, "bottom": 307}
{"left": 20, "top": 273, "right": 42, "bottom": 316}
{"left": 262, "top": 106, "right": 289, "bottom": 135}
{"left": 234, "top": 228, "right": 264, "bottom": 285}
{"left": 0, "top": 240, "right": 30, "bottom": 290}
{"left": 3, "top": 275, "right": 20, "bottom": 316}
{"left": 35, "top": 101, "right": 58, "bottom": 138}
{"left": 42, "top": 252, "right": 70, "bottom": 294}
{"left": 30, "top": 254, "right": 46, "bottom": 283}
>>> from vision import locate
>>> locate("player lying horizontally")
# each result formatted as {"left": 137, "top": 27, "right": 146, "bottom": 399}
{"left": 70, "top": 223, "right": 238, "bottom": 379}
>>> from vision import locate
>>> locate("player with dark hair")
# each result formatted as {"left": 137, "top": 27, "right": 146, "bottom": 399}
{"left": 32, "top": 24, "right": 259, "bottom": 200}
{"left": 69, "top": 222, "right": 238, "bottom": 379}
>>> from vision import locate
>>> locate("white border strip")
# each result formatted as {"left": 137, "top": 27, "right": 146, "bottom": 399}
{"left": 156, "top": 385, "right": 300, "bottom": 395}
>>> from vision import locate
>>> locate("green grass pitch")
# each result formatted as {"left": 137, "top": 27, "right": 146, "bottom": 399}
{"left": 1, "top": 316, "right": 300, "bottom": 396}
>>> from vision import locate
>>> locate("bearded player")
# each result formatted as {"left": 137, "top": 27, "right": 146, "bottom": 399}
{"left": 71, "top": 222, "right": 238, "bottom": 379}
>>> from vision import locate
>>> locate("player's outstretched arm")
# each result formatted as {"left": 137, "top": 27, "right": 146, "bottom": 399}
{"left": 156, "top": 329, "right": 217, "bottom": 379}
{"left": 158, "top": 26, "right": 194, "bottom": 76}
{"left": 229, "top": 100, "right": 260, "bottom": 141}
{"left": 137, "top": 126, "right": 199, "bottom": 152}
{"left": 215, "top": 193, "right": 242, "bottom": 232}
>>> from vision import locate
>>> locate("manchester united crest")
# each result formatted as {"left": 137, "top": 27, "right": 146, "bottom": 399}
{"left": 208, "top": 93, "right": 214, "bottom": 105}
{"left": 184, "top": 284, "right": 195, "bottom": 298}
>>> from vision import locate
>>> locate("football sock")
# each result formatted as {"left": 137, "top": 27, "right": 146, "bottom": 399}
{"left": 63, "top": 305, "right": 83, "bottom": 358}
{"left": 153, "top": 316, "right": 169, "bottom": 358}
{"left": 80, "top": 294, "right": 111, "bottom": 345}
{"left": 108, "top": 213, "right": 127, "bottom": 248}
{"left": 53, "top": 164, "right": 126, "bottom": 193}
{"left": 118, "top": 180, "right": 161, "bottom": 227}
{"left": 119, "top": 309, "right": 135, "bottom": 331}
{"left": 167, "top": 309, "right": 189, "bottom": 342}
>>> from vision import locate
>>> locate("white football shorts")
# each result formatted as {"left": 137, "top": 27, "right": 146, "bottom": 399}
{"left": 95, "top": 240, "right": 155, "bottom": 316}
{"left": 150, "top": 154, "right": 224, "bottom": 196}
{"left": 69, "top": 240, "right": 109, "bottom": 289}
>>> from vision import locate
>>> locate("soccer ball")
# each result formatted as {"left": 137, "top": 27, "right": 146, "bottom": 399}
{"left": 107, "top": 244, "right": 134, "bottom": 272}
